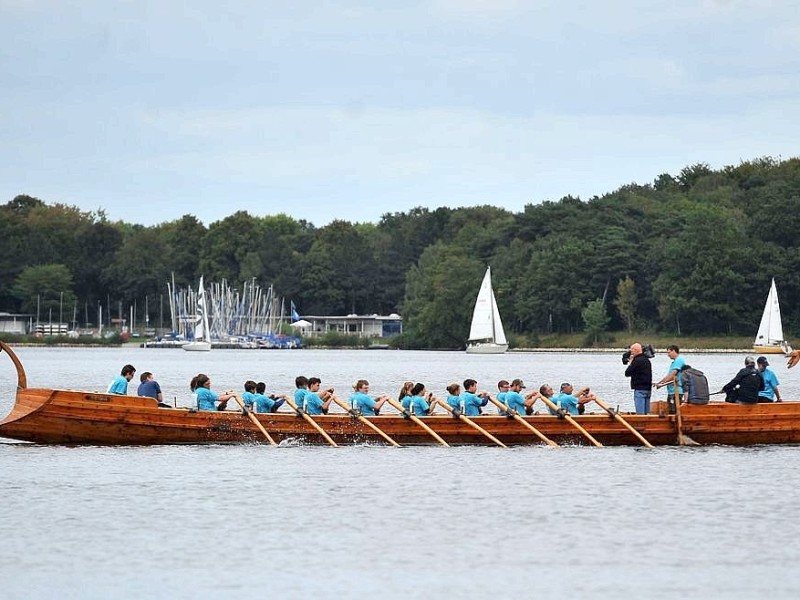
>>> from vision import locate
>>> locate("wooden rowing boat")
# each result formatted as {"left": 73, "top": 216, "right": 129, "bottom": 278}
{"left": 2, "top": 341, "right": 799, "bottom": 446}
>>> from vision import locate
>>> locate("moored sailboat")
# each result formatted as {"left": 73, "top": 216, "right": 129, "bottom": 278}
{"left": 753, "top": 278, "right": 792, "bottom": 355}
{"left": 182, "top": 276, "right": 212, "bottom": 352}
{"left": 466, "top": 266, "right": 508, "bottom": 354}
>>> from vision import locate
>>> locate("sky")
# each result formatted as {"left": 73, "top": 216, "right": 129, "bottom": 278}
{"left": 2, "top": 0, "right": 799, "bottom": 227}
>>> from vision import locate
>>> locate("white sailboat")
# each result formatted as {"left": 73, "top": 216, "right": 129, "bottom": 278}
{"left": 466, "top": 266, "right": 508, "bottom": 354}
{"left": 753, "top": 278, "right": 792, "bottom": 355}
{"left": 183, "top": 276, "right": 212, "bottom": 352}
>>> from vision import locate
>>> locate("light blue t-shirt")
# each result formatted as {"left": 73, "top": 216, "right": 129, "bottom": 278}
{"left": 254, "top": 393, "right": 276, "bottom": 413}
{"left": 241, "top": 391, "right": 258, "bottom": 409}
{"left": 666, "top": 355, "right": 686, "bottom": 396}
{"left": 408, "top": 394, "right": 430, "bottom": 416}
{"left": 550, "top": 392, "right": 580, "bottom": 415}
{"left": 505, "top": 390, "right": 526, "bottom": 414}
{"left": 196, "top": 387, "right": 219, "bottom": 411}
{"left": 108, "top": 375, "right": 129, "bottom": 395}
{"left": 495, "top": 391, "right": 509, "bottom": 414}
{"left": 351, "top": 391, "right": 379, "bottom": 415}
{"left": 446, "top": 394, "right": 461, "bottom": 410}
{"left": 294, "top": 388, "right": 307, "bottom": 411}
{"left": 461, "top": 391, "right": 485, "bottom": 416}
{"left": 759, "top": 368, "right": 780, "bottom": 400}
{"left": 305, "top": 392, "right": 325, "bottom": 415}
{"left": 401, "top": 395, "right": 412, "bottom": 411}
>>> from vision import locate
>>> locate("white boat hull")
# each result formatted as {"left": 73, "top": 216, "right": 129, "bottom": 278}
{"left": 466, "top": 342, "right": 508, "bottom": 354}
{"left": 182, "top": 341, "right": 212, "bottom": 352}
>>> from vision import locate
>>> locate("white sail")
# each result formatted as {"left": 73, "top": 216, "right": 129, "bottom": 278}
{"left": 466, "top": 267, "right": 508, "bottom": 354}
{"left": 753, "top": 278, "right": 791, "bottom": 354}
{"left": 183, "top": 276, "right": 212, "bottom": 351}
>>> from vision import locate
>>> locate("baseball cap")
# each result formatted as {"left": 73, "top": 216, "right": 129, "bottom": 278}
{"left": 757, "top": 356, "right": 769, "bottom": 366}
{"left": 511, "top": 378, "right": 525, "bottom": 388}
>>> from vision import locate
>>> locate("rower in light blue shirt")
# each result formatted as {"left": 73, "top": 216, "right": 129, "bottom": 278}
{"left": 293, "top": 375, "right": 309, "bottom": 412}
{"left": 304, "top": 377, "right": 333, "bottom": 415}
{"left": 241, "top": 380, "right": 259, "bottom": 410}
{"left": 108, "top": 364, "right": 136, "bottom": 395}
{"left": 445, "top": 383, "right": 462, "bottom": 411}
{"left": 460, "top": 379, "right": 488, "bottom": 416}
{"left": 757, "top": 356, "right": 782, "bottom": 402}
{"left": 406, "top": 382, "right": 437, "bottom": 416}
{"left": 495, "top": 380, "right": 510, "bottom": 414}
{"left": 504, "top": 379, "right": 537, "bottom": 414}
{"left": 349, "top": 379, "right": 388, "bottom": 416}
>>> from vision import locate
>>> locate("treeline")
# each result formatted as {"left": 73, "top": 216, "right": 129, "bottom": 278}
{"left": 2, "top": 156, "right": 799, "bottom": 348}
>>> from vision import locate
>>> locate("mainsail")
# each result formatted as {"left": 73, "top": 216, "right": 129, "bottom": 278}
{"left": 754, "top": 278, "right": 785, "bottom": 347}
{"left": 467, "top": 267, "right": 507, "bottom": 351}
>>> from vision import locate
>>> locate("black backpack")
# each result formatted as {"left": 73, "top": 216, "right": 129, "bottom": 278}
{"left": 681, "top": 365, "right": 710, "bottom": 404}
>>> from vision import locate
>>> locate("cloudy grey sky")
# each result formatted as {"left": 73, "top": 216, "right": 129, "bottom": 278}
{"left": 2, "top": 1, "right": 798, "bottom": 226}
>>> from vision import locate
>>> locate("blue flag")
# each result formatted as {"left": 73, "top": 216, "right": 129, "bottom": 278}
{"left": 290, "top": 301, "right": 300, "bottom": 322}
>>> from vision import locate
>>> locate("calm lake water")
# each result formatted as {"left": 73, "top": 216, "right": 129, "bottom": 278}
{"left": 1, "top": 347, "right": 799, "bottom": 599}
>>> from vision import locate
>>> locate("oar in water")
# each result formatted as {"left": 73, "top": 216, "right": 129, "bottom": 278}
{"left": 673, "top": 387, "right": 699, "bottom": 447}
{"left": 284, "top": 396, "right": 339, "bottom": 448}
{"left": 486, "top": 396, "right": 559, "bottom": 447}
{"left": 434, "top": 398, "right": 507, "bottom": 448}
{"left": 331, "top": 396, "right": 401, "bottom": 447}
{"left": 593, "top": 397, "right": 653, "bottom": 448}
{"left": 385, "top": 397, "right": 449, "bottom": 447}
{"left": 537, "top": 395, "right": 603, "bottom": 447}
{"left": 231, "top": 394, "right": 277, "bottom": 446}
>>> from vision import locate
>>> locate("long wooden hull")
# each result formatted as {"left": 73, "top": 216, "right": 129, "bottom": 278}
{"left": 3, "top": 342, "right": 800, "bottom": 446}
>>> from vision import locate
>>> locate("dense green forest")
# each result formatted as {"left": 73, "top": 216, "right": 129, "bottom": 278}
{"left": 1, "top": 156, "right": 799, "bottom": 348}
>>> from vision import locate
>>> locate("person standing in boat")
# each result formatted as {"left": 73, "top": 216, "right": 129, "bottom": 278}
{"left": 108, "top": 364, "right": 136, "bottom": 395}
{"left": 504, "top": 379, "right": 539, "bottom": 415}
{"left": 137, "top": 371, "right": 167, "bottom": 406}
{"left": 654, "top": 345, "right": 686, "bottom": 403}
{"left": 349, "top": 379, "right": 389, "bottom": 416}
{"left": 304, "top": 377, "right": 334, "bottom": 415}
{"left": 407, "top": 382, "right": 437, "bottom": 416}
{"left": 460, "top": 379, "right": 489, "bottom": 416}
{"left": 624, "top": 343, "right": 653, "bottom": 414}
{"left": 193, "top": 374, "right": 237, "bottom": 411}
{"left": 722, "top": 357, "right": 765, "bottom": 404}
{"left": 756, "top": 356, "right": 782, "bottom": 403}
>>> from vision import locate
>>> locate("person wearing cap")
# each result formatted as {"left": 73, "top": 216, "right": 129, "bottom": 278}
{"left": 722, "top": 357, "right": 765, "bottom": 404}
{"left": 655, "top": 345, "right": 686, "bottom": 403}
{"left": 504, "top": 379, "right": 540, "bottom": 415}
{"left": 549, "top": 383, "right": 595, "bottom": 415}
{"left": 624, "top": 342, "right": 653, "bottom": 414}
{"left": 756, "top": 356, "right": 782, "bottom": 403}
{"left": 494, "top": 380, "right": 510, "bottom": 414}
{"left": 460, "top": 379, "right": 489, "bottom": 416}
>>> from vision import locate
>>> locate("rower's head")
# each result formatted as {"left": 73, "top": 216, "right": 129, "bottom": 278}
{"left": 295, "top": 375, "right": 309, "bottom": 389}
{"left": 411, "top": 382, "right": 426, "bottom": 396}
{"left": 244, "top": 380, "right": 256, "bottom": 393}
{"left": 308, "top": 377, "right": 322, "bottom": 391}
{"left": 447, "top": 383, "right": 461, "bottom": 396}
{"left": 354, "top": 379, "right": 369, "bottom": 392}
{"left": 539, "top": 384, "right": 554, "bottom": 398}
{"left": 463, "top": 378, "right": 478, "bottom": 392}
{"left": 666, "top": 345, "right": 680, "bottom": 358}
{"left": 121, "top": 364, "right": 136, "bottom": 380}
{"left": 139, "top": 371, "right": 153, "bottom": 383}
{"left": 511, "top": 378, "right": 526, "bottom": 391}
{"left": 560, "top": 382, "right": 574, "bottom": 394}
{"left": 497, "top": 380, "right": 510, "bottom": 392}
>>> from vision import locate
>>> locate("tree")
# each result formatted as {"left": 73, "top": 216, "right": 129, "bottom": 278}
{"left": 615, "top": 276, "right": 637, "bottom": 332}
{"left": 582, "top": 298, "right": 610, "bottom": 346}
{"left": 12, "top": 264, "right": 76, "bottom": 319}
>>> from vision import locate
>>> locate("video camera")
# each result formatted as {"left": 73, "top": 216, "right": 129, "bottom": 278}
{"left": 621, "top": 344, "right": 655, "bottom": 365}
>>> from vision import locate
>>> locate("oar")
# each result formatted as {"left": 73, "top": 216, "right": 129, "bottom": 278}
{"left": 231, "top": 395, "right": 277, "bottom": 446}
{"left": 434, "top": 399, "right": 507, "bottom": 448}
{"left": 673, "top": 387, "right": 699, "bottom": 447}
{"left": 594, "top": 397, "right": 653, "bottom": 448}
{"left": 538, "top": 395, "right": 603, "bottom": 447}
{"left": 284, "top": 396, "right": 339, "bottom": 448}
{"left": 486, "top": 396, "right": 559, "bottom": 447}
{"left": 385, "top": 397, "right": 449, "bottom": 447}
{"left": 331, "top": 396, "right": 401, "bottom": 447}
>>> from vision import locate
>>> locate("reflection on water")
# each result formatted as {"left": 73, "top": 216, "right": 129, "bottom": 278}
{"left": 1, "top": 348, "right": 800, "bottom": 599}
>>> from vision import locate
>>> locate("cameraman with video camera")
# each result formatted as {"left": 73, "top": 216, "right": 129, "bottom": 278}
{"left": 623, "top": 343, "right": 653, "bottom": 414}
